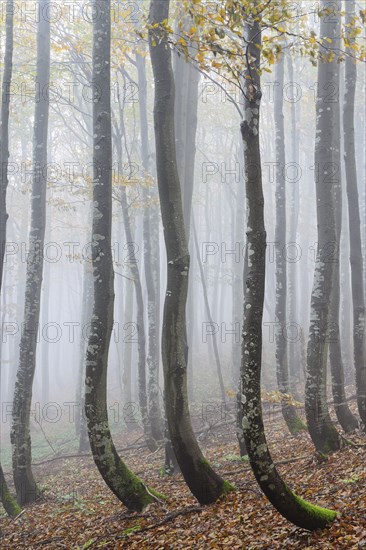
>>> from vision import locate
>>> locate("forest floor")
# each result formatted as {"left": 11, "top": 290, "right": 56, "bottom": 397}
{"left": 1, "top": 401, "right": 366, "bottom": 549}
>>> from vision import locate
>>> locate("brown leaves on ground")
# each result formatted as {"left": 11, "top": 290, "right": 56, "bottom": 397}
{"left": 1, "top": 412, "right": 366, "bottom": 549}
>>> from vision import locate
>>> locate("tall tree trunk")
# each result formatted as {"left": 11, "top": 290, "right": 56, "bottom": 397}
{"left": 274, "top": 49, "right": 305, "bottom": 433}
{"left": 286, "top": 49, "right": 302, "bottom": 393}
{"left": 327, "top": 3, "right": 358, "bottom": 432}
{"left": 84, "top": 0, "right": 163, "bottom": 512}
{"left": 0, "top": 0, "right": 13, "bottom": 291}
{"left": 305, "top": 1, "right": 343, "bottom": 453}
{"left": 114, "top": 79, "right": 156, "bottom": 448}
{"left": 174, "top": 42, "right": 200, "bottom": 242}
{"left": 136, "top": 52, "right": 164, "bottom": 446}
{"left": 11, "top": 1, "right": 50, "bottom": 504}
{"left": 343, "top": 0, "right": 366, "bottom": 429}
{"left": 234, "top": 141, "right": 247, "bottom": 457}
{"left": 122, "top": 268, "right": 138, "bottom": 430}
{"left": 0, "top": 0, "right": 20, "bottom": 517}
{"left": 121, "top": 185, "right": 154, "bottom": 447}
{"left": 149, "top": 0, "right": 233, "bottom": 504}
{"left": 240, "top": 5, "right": 336, "bottom": 530}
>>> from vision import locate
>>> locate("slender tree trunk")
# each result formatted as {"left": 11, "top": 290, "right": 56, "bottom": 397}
{"left": 0, "top": 0, "right": 20, "bottom": 517}
{"left": 84, "top": 0, "right": 163, "bottom": 512}
{"left": 11, "top": 1, "right": 50, "bottom": 504}
{"left": 286, "top": 50, "right": 302, "bottom": 393}
{"left": 149, "top": 0, "right": 233, "bottom": 504}
{"left": 118, "top": 178, "right": 153, "bottom": 448}
{"left": 174, "top": 43, "right": 200, "bottom": 242}
{"left": 328, "top": 5, "right": 358, "bottom": 432}
{"left": 136, "top": 52, "right": 164, "bottom": 445}
{"left": 122, "top": 272, "right": 138, "bottom": 430}
{"left": 343, "top": 0, "right": 366, "bottom": 429}
{"left": 114, "top": 80, "right": 156, "bottom": 448}
{"left": 0, "top": 0, "right": 13, "bottom": 291}
{"left": 305, "top": 1, "right": 343, "bottom": 453}
{"left": 240, "top": 6, "right": 336, "bottom": 530}
{"left": 274, "top": 49, "right": 305, "bottom": 433}
{"left": 192, "top": 215, "right": 227, "bottom": 405}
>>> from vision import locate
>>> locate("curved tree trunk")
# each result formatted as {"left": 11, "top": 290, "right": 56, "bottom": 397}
{"left": 240, "top": 5, "right": 337, "bottom": 530}
{"left": 274, "top": 48, "right": 305, "bottom": 434}
{"left": 84, "top": 0, "right": 163, "bottom": 512}
{"left": 0, "top": 0, "right": 19, "bottom": 517}
{"left": 149, "top": 0, "right": 233, "bottom": 504}
{"left": 343, "top": 0, "right": 366, "bottom": 429}
{"left": 11, "top": 1, "right": 50, "bottom": 505}
{"left": 0, "top": 464, "right": 20, "bottom": 517}
{"left": 305, "top": 0, "right": 343, "bottom": 454}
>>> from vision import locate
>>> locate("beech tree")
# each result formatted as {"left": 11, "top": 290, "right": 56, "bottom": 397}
{"left": 327, "top": 0, "right": 358, "bottom": 433}
{"left": 149, "top": 0, "right": 233, "bottom": 504}
{"left": 343, "top": 0, "right": 366, "bottom": 429}
{"left": 84, "top": 0, "right": 163, "bottom": 512}
{"left": 11, "top": 0, "right": 50, "bottom": 505}
{"left": 135, "top": 50, "right": 164, "bottom": 446}
{"left": 305, "top": 0, "right": 343, "bottom": 453}
{"left": 273, "top": 45, "right": 306, "bottom": 434}
{"left": 113, "top": 111, "right": 154, "bottom": 451}
{"left": 0, "top": 0, "right": 20, "bottom": 517}
{"left": 240, "top": 2, "right": 337, "bottom": 530}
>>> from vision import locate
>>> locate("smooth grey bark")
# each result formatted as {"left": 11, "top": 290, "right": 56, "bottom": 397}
{"left": 343, "top": 0, "right": 366, "bottom": 429}
{"left": 305, "top": 1, "right": 342, "bottom": 453}
{"left": 84, "top": 0, "right": 162, "bottom": 511}
{"left": 136, "top": 52, "right": 164, "bottom": 446}
{"left": 173, "top": 36, "right": 200, "bottom": 424}
{"left": 327, "top": 2, "right": 358, "bottom": 432}
{"left": 0, "top": 0, "right": 13, "bottom": 291}
{"left": 173, "top": 34, "right": 199, "bottom": 241}
{"left": 0, "top": 0, "right": 20, "bottom": 517}
{"left": 240, "top": 7, "right": 337, "bottom": 530}
{"left": 11, "top": 1, "right": 50, "bottom": 504}
{"left": 274, "top": 50, "right": 305, "bottom": 434}
{"left": 286, "top": 49, "right": 302, "bottom": 392}
{"left": 149, "top": 0, "right": 233, "bottom": 504}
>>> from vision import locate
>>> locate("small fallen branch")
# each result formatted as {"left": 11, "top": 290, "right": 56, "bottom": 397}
{"left": 10, "top": 509, "right": 26, "bottom": 523}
